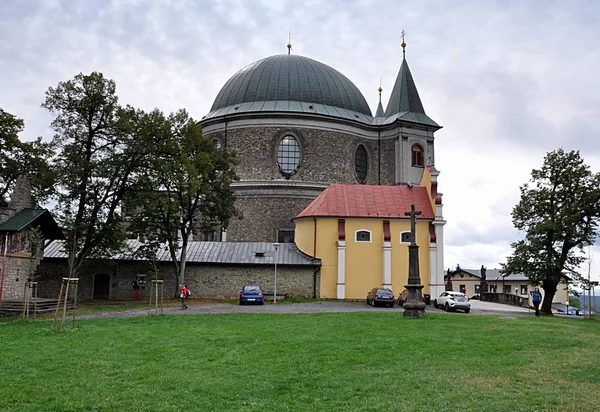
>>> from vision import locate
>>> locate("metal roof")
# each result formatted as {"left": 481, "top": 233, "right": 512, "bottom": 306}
{"left": 44, "top": 240, "right": 320, "bottom": 267}
{"left": 448, "top": 268, "right": 529, "bottom": 282}
{"left": 206, "top": 54, "right": 372, "bottom": 119}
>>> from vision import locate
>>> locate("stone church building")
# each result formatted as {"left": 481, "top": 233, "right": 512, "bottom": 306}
{"left": 28, "top": 42, "right": 448, "bottom": 302}
{"left": 200, "top": 43, "right": 443, "bottom": 245}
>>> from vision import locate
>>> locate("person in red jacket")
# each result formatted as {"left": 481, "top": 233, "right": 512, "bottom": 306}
{"left": 179, "top": 284, "right": 190, "bottom": 310}
{"left": 132, "top": 278, "right": 141, "bottom": 301}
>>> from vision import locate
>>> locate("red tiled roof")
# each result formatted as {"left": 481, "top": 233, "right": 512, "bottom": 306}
{"left": 295, "top": 184, "right": 435, "bottom": 220}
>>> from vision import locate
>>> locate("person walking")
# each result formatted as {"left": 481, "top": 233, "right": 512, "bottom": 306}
{"left": 530, "top": 287, "right": 542, "bottom": 317}
{"left": 179, "top": 284, "right": 190, "bottom": 310}
{"left": 132, "top": 278, "right": 141, "bottom": 301}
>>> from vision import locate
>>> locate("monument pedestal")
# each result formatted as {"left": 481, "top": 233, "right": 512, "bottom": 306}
{"left": 403, "top": 283, "right": 426, "bottom": 318}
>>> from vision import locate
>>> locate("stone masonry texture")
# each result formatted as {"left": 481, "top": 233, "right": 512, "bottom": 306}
{"left": 36, "top": 260, "right": 319, "bottom": 301}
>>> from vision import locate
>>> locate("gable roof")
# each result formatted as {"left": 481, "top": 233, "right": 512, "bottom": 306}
{"left": 0, "top": 208, "right": 64, "bottom": 240}
{"left": 44, "top": 240, "right": 320, "bottom": 267}
{"left": 295, "top": 184, "right": 435, "bottom": 220}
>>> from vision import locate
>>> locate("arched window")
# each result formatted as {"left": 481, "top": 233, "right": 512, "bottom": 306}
{"left": 411, "top": 144, "right": 424, "bottom": 167}
{"left": 355, "top": 230, "right": 372, "bottom": 243}
{"left": 277, "top": 135, "right": 301, "bottom": 178}
{"left": 354, "top": 145, "right": 368, "bottom": 184}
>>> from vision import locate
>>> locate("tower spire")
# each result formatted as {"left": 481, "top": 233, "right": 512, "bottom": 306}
{"left": 287, "top": 31, "right": 292, "bottom": 55}
{"left": 375, "top": 79, "right": 384, "bottom": 117}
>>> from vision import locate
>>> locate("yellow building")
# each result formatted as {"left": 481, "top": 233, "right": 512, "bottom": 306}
{"left": 294, "top": 167, "right": 446, "bottom": 300}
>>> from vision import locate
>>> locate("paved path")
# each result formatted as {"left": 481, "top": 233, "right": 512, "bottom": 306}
{"left": 78, "top": 299, "right": 533, "bottom": 320}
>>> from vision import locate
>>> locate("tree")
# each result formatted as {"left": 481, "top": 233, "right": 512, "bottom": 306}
{"left": 128, "top": 109, "right": 238, "bottom": 292}
{"left": 502, "top": 148, "right": 600, "bottom": 314}
{"left": 42, "top": 72, "right": 147, "bottom": 277}
{"left": 0, "top": 108, "right": 54, "bottom": 206}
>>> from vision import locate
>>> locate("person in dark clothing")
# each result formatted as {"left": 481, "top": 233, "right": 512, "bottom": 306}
{"left": 530, "top": 287, "right": 542, "bottom": 317}
{"left": 132, "top": 278, "right": 141, "bottom": 301}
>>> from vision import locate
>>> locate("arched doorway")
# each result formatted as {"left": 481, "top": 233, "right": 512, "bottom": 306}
{"left": 93, "top": 273, "right": 111, "bottom": 300}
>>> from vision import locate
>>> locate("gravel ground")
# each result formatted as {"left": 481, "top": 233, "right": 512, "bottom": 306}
{"left": 76, "top": 299, "right": 535, "bottom": 320}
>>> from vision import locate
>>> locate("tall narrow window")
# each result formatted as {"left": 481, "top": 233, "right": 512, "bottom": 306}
{"left": 277, "top": 135, "right": 301, "bottom": 178}
{"left": 411, "top": 144, "right": 424, "bottom": 167}
{"left": 354, "top": 144, "right": 368, "bottom": 183}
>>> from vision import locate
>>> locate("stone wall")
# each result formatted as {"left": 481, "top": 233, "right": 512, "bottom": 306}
{"left": 226, "top": 196, "right": 311, "bottom": 242}
{"left": 206, "top": 126, "right": 394, "bottom": 185}
{"left": 0, "top": 255, "right": 39, "bottom": 300}
{"left": 36, "top": 259, "right": 320, "bottom": 301}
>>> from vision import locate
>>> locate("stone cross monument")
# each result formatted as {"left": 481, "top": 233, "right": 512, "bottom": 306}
{"left": 403, "top": 204, "right": 426, "bottom": 318}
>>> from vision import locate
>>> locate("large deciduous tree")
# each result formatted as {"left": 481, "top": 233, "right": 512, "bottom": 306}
{"left": 42, "top": 72, "right": 147, "bottom": 277}
{"left": 128, "top": 109, "right": 238, "bottom": 292}
{"left": 0, "top": 108, "right": 54, "bottom": 205}
{"left": 502, "top": 148, "right": 600, "bottom": 314}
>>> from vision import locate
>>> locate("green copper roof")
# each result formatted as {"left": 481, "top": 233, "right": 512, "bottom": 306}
{"left": 0, "top": 208, "right": 64, "bottom": 239}
{"left": 384, "top": 58, "right": 439, "bottom": 127}
{"left": 207, "top": 54, "right": 372, "bottom": 120}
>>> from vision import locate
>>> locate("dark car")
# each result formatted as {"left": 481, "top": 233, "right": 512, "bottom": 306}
{"left": 366, "top": 287, "right": 395, "bottom": 307}
{"left": 398, "top": 289, "right": 408, "bottom": 307}
{"left": 239, "top": 284, "right": 264, "bottom": 305}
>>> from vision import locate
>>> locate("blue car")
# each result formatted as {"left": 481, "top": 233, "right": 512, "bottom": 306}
{"left": 239, "top": 284, "right": 264, "bottom": 305}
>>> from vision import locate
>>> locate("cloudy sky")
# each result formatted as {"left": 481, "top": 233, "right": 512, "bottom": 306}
{"left": 1, "top": 0, "right": 599, "bottom": 282}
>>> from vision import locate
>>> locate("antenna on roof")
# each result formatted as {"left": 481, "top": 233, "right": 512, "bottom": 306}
{"left": 287, "top": 31, "right": 292, "bottom": 55}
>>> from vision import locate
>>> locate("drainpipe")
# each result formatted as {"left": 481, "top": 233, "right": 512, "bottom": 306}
{"left": 313, "top": 218, "right": 317, "bottom": 257}
{"left": 313, "top": 267, "right": 320, "bottom": 299}
{"left": 0, "top": 233, "right": 9, "bottom": 308}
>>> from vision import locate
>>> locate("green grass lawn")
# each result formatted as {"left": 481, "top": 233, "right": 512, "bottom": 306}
{"left": 1, "top": 312, "right": 599, "bottom": 412}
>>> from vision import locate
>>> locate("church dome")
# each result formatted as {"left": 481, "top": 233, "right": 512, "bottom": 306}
{"left": 205, "top": 54, "right": 372, "bottom": 121}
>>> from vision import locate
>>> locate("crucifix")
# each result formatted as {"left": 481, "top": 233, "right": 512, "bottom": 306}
{"left": 404, "top": 204, "right": 421, "bottom": 245}
{"left": 403, "top": 203, "right": 426, "bottom": 318}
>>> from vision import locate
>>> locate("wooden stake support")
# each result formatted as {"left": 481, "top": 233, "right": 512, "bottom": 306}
{"left": 148, "top": 280, "right": 164, "bottom": 316}
{"left": 52, "top": 277, "right": 79, "bottom": 330}
{"left": 21, "top": 281, "right": 38, "bottom": 320}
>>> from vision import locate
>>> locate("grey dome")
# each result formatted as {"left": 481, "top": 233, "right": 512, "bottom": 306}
{"left": 208, "top": 55, "right": 372, "bottom": 118}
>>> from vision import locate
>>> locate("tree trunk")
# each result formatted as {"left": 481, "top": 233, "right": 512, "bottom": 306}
{"left": 541, "top": 280, "right": 558, "bottom": 315}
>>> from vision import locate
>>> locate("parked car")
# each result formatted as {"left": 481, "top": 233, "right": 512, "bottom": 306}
{"left": 366, "top": 287, "right": 395, "bottom": 307}
{"left": 433, "top": 291, "right": 471, "bottom": 313}
{"left": 398, "top": 289, "right": 408, "bottom": 307}
{"left": 239, "top": 284, "right": 264, "bottom": 305}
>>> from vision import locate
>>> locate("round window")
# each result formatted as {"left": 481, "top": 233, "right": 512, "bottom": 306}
{"left": 277, "top": 135, "right": 300, "bottom": 178}
{"left": 355, "top": 144, "right": 368, "bottom": 184}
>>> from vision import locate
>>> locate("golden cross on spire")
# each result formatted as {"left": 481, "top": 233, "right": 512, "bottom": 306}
{"left": 401, "top": 29, "right": 407, "bottom": 57}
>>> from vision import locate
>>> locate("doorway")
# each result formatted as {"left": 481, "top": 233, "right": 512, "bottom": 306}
{"left": 93, "top": 273, "right": 111, "bottom": 300}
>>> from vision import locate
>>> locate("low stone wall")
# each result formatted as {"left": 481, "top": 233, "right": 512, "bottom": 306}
{"left": 36, "top": 259, "right": 320, "bottom": 301}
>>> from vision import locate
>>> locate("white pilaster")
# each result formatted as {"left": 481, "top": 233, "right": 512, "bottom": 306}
{"left": 429, "top": 243, "right": 437, "bottom": 295}
{"left": 383, "top": 241, "right": 392, "bottom": 290}
{"left": 394, "top": 138, "right": 401, "bottom": 183}
{"left": 337, "top": 240, "right": 346, "bottom": 299}
{"left": 432, "top": 221, "right": 446, "bottom": 297}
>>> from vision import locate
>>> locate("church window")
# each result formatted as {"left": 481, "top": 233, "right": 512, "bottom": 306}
{"left": 354, "top": 145, "right": 368, "bottom": 184}
{"left": 411, "top": 144, "right": 424, "bottom": 167}
{"left": 277, "top": 135, "right": 301, "bottom": 178}
{"left": 400, "top": 231, "right": 412, "bottom": 243}
{"left": 355, "top": 230, "right": 371, "bottom": 242}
